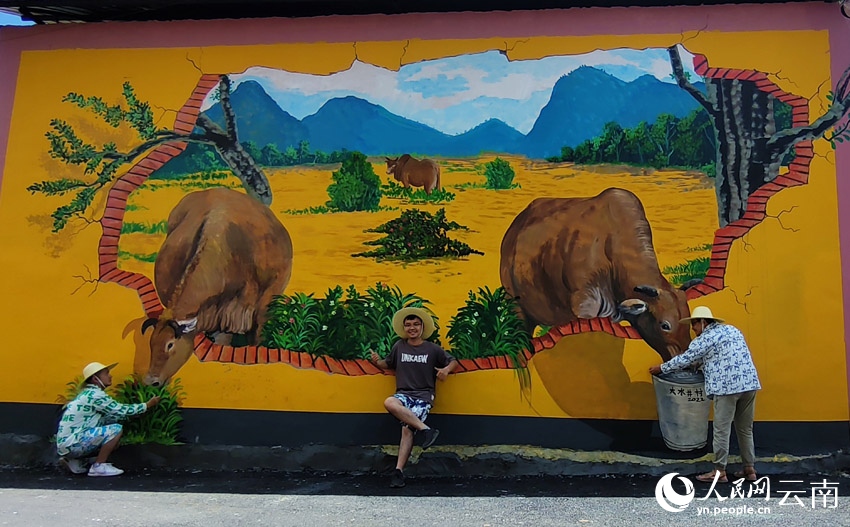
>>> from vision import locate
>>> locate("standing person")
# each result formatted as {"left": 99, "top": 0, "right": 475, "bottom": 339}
{"left": 56, "top": 362, "right": 160, "bottom": 477}
{"left": 370, "top": 307, "right": 457, "bottom": 488}
{"left": 649, "top": 306, "right": 761, "bottom": 483}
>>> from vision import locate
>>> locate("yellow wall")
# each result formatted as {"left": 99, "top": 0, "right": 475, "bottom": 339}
{"left": 0, "top": 29, "right": 846, "bottom": 423}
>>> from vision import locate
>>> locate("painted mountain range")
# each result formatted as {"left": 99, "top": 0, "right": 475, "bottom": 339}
{"left": 168, "top": 66, "right": 704, "bottom": 170}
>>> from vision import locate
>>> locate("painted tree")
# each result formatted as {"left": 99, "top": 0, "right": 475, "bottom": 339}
{"left": 668, "top": 45, "right": 850, "bottom": 226}
{"left": 29, "top": 75, "right": 271, "bottom": 231}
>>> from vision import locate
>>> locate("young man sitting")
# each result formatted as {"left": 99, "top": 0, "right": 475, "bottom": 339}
{"left": 370, "top": 307, "right": 457, "bottom": 488}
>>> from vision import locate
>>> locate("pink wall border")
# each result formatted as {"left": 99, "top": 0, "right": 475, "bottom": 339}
{"left": 0, "top": 2, "right": 848, "bottom": 410}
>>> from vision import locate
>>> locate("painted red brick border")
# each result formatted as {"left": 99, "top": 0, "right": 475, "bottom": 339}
{"left": 684, "top": 54, "right": 813, "bottom": 300}
{"left": 97, "top": 74, "right": 222, "bottom": 318}
{"left": 104, "top": 55, "right": 813, "bottom": 376}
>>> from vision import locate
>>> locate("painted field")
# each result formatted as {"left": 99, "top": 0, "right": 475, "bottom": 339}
{"left": 118, "top": 155, "right": 718, "bottom": 337}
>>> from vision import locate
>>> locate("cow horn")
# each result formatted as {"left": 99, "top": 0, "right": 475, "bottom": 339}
{"left": 141, "top": 318, "right": 158, "bottom": 334}
{"left": 167, "top": 320, "right": 183, "bottom": 337}
{"left": 633, "top": 285, "right": 659, "bottom": 298}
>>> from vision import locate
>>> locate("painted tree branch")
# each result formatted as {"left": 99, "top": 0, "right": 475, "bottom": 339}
{"left": 30, "top": 75, "right": 273, "bottom": 231}
{"left": 767, "top": 67, "right": 850, "bottom": 157}
{"left": 668, "top": 46, "right": 719, "bottom": 119}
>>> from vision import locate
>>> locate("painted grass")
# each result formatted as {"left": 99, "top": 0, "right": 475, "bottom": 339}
{"left": 121, "top": 220, "right": 169, "bottom": 235}
{"left": 119, "top": 249, "right": 158, "bottom": 263}
{"left": 663, "top": 256, "right": 711, "bottom": 287}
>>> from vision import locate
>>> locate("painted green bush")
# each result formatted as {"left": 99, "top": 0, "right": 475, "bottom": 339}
{"left": 353, "top": 208, "right": 483, "bottom": 262}
{"left": 483, "top": 157, "right": 518, "bottom": 189}
{"left": 447, "top": 286, "right": 531, "bottom": 361}
{"left": 381, "top": 180, "right": 456, "bottom": 204}
{"left": 113, "top": 378, "right": 185, "bottom": 445}
{"left": 261, "top": 283, "right": 440, "bottom": 360}
{"left": 57, "top": 376, "right": 185, "bottom": 445}
{"left": 326, "top": 151, "right": 382, "bottom": 212}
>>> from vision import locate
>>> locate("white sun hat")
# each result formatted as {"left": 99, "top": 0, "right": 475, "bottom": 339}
{"left": 679, "top": 306, "right": 725, "bottom": 324}
{"left": 82, "top": 362, "right": 117, "bottom": 380}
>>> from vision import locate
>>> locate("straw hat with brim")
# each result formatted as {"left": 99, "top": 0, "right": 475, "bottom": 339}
{"left": 82, "top": 362, "right": 117, "bottom": 381}
{"left": 679, "top": 306, "right": 725, "bottom": 324}
{"left": 392, "top": 307, "right": 436, "bottom": 339}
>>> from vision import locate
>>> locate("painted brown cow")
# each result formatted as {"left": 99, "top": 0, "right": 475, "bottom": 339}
{"left": 141, "top": 188, "right": 293, "bottom": 385}
{"left": 500, "top": 188, "right": 691, "bottom": 361}
{"left": 385, "top": 154, "right": 441, "bottom": 194}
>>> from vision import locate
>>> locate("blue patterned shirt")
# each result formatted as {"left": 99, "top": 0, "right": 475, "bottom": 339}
{"left": 660, "top": 322, "right": 761, "bottom": 397}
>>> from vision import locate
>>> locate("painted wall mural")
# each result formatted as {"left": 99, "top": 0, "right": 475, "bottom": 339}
{"left": 1, "top": 6, "right": 849, "bottom": 452}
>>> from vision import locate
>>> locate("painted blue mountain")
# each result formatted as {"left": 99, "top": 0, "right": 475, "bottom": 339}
{"left": 204, "top": 80, "right": 308, "bottom": 150}
{"left": 523, "top": 67, "right": 704, "bottom": 158}
{"left": 301, "top": 96, "right": 452, "bottom": 155}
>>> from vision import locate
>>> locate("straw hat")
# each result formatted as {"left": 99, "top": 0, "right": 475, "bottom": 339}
{"left": 82, "top": 361, "right": 117, "bottom": 381}
{"left": 679, "top": 306, "right": 724, "bottom": 324}
{"left": 392, "top": 307, "right": 436, "bottom": 339}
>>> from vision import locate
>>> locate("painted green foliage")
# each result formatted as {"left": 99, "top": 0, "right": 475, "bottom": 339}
{"left": 113, "top": 378, "right": 185, "bottom": 445}
{"left": 483, "top": 157, "right": 518, "bottom": 189}
{"left": 326, "top": 151, "right": 383, "bottom": 212}
{"left": 58, "top": 377, "right": 185, "bottom": 445}
{"left": 261, "top": 283, "right": 440, "bottom": 360}
{"left": 382, "top": 180, "right": 456, "bottom": 204}
{"left": 29, "top": 83, "right": 167, "bottom": 232}
{"left": 448, "top": 286, "right": 531, "bottom": 361}
{"left": 261, "top": 283, "right": 533, "bottom": 383}
{"left": 354, "top": 208, "right": 483, "bottom": 261}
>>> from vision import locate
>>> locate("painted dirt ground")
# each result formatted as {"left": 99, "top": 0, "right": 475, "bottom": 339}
{"left": 118, "top": 157, "right": 718, "bottom": 341}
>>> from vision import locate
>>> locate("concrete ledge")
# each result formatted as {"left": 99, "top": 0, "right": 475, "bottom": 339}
{"left": 3, "top": 434, "right": 848, "bottom": 476}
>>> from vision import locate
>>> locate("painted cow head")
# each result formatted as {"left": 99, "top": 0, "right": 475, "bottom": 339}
{"left": 617, "top": 284, "right": 691, "bottom": 361}
{"left": 141, "top": 316, "right": 198, "bottom": 386}
{"left": 385, "top": 157, "right": 401, "bottom": 180}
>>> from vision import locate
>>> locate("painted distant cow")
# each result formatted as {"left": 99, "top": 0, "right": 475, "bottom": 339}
{"left": 385, "top": 154, "right": 441, "bottom": 194}
{"left": 500, "top": 188, "right": 691, "bottom": 361}
{"left": 141, "top": 188, "right": 293, "bottom": 386}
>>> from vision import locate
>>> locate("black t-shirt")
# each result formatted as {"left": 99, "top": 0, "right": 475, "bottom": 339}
{"left": 385, "top": 340, "right": 454, "bottom": 403}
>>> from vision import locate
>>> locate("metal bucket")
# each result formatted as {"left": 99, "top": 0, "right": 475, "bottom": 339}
{"left": 652, "top": 370, "right": 711, "bottom": 451}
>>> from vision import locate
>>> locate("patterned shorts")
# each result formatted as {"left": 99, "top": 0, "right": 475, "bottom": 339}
{"left": 393, "top": 393, "right": 432, "bottom": 426}
{"left": 59, "top": 424, "right": 123, "bottom": 458}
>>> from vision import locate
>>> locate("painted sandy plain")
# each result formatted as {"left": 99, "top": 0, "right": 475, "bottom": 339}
{"left": 119, "top": 154, "right": 719, "bottom": 336}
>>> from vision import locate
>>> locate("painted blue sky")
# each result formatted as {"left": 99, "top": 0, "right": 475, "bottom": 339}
{"left": 215, "top": 46, "right": 698, "bottom": 136}
{"left": 0, "top": 11, "right": 33, "bottom": 26}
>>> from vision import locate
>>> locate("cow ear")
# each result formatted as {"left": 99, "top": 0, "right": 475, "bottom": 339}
{"left": 618, "top": 299, "right": 648, "bottom": 317}
{"left": 634, "top": 285, "right": 659, "bottom": 298}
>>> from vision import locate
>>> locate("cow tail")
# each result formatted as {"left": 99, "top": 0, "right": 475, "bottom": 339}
{"left": 435, "top": 164, "right": 442, "bottom": 191}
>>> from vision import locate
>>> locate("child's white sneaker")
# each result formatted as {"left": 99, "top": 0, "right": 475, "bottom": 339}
{"left": 88, "top": 462, "right": 124, "bottom": 477}
{"left": 59, "top": 457, "right": 89, "bottom": 475}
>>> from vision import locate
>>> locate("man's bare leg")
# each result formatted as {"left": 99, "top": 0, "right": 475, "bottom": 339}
{"left": 95, "top": 430, "right": 122, "bottom": 464}
{"left": 384, "top": 397, "right": 428, "bottom": 431}
{"left": 397, "top": 426, "right": 415, "bottom": 470}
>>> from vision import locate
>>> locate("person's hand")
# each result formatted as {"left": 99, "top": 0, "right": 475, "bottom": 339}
{"left": 146, "top": 396, "right": 162, "bottom": 409}
{"left": 649, "top": 365, "right": 663, "bottom": 376}
{"left": 370, "top": 350, "right": 380, "bottom": 364}
{"left": 435, "top": 366, "right": 450, "bottom": 381}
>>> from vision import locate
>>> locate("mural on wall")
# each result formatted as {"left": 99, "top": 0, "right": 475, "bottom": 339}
{"left": 25, "top": 39, "right": 850, "bottom": 431}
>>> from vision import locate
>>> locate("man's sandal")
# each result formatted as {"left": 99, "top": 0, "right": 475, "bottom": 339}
{"left": 732, "top": 467, "right": 758, "bottom": 481}
{"left": 696, "top": 470, "right": 727, "bottom": 483}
